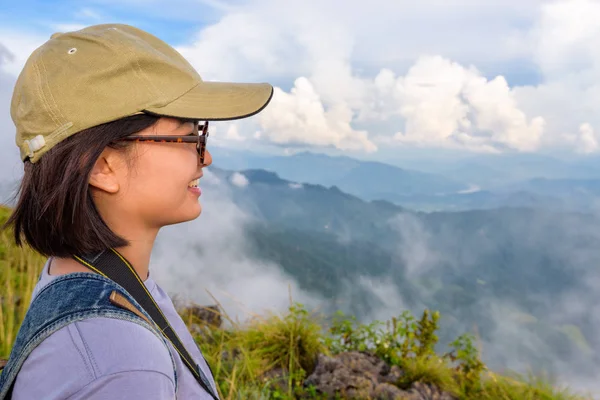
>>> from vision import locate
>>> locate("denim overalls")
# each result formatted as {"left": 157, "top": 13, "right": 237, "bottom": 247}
{"left": 0, "top": 273, "right": 178, "bottom": 399}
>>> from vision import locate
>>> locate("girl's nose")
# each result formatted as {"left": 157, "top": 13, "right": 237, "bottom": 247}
{"left": 201, "top": 149, "right": 213, "bottom": 167}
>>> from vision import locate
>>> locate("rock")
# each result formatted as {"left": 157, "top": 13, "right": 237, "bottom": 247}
{"left": 177, "top": 302, "right": 222, "bottom": 329}
{"left": 405, "top": 382, "right": 456, "bottom": 400}
{"left": 374, "top": 383, "right": 410, "bottom": 399}
{"left": 303, "top": 351, "right": 407, "bottom": 399}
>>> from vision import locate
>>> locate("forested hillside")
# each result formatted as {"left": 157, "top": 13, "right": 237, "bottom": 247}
{"left": 204, "top": 167, "right": 600, "bottom": 382}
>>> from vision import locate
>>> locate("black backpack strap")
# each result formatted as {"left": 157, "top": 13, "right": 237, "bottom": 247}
{"left": 74, "top": 249, "right": 219, "bottom": 399}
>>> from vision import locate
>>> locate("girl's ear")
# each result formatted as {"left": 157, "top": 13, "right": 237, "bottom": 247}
{"left": 88, "top": 149, "right": 122, "bottom": 194}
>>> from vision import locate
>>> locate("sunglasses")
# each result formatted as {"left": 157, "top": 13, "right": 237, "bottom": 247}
{"left": 118, "top": 121, "right": 209, "bottom": 165}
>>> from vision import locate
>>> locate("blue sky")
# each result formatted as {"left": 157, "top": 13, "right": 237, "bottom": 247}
{"left": 0, "top": 0, "right": 220, "bottom": 46}
{"left": 1, "top": 0, "right": 600, "bottom": 164}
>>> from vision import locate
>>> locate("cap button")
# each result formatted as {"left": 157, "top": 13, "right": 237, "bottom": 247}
{"left": 50, "top": 32, "right": 63, "bottom": 39}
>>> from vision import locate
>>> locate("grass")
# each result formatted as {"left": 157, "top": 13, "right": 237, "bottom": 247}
{"left": 187, "top": 301, "right": 327, "bottom": 399}
{"left": 0, "top": 204, "right": 595, "bottom": 399}
{"left": 396, "top": 356, "right": 459, "bottom": 394}
{"left": 190, "top": 305, "right": 593, "bottom": 400}
{"left": 473, "top": 372, "right": 586, "bottom": 400}
{"left": 0, "top": 206, "right": 46, "bottom": 358}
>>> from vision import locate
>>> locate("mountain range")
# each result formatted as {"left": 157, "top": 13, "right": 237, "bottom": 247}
{"left": 198, "top": 165, "right": 600, "bottom": 382}
{"left": 209, "top": 148, "right": 600, "bottom": 212}
{"left": 1, "top": 148, "right": 598, "bottom": 384}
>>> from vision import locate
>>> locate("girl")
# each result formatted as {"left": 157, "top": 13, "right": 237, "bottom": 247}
{"left": 0, "top": 23, "right": 273, "bottom": 399}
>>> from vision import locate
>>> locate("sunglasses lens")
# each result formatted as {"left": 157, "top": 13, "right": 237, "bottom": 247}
{"left": 196, "top": 121, "right": 208, "bottom": 164}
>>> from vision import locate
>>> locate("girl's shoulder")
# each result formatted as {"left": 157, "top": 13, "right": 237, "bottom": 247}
{"left": 11, "top": 317, "right": 176, "bottom": 399}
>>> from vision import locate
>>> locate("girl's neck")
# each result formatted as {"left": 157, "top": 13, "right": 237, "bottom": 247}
{"left": 113, "top": 239, "right": 155, "bottom": 280}
{"left": 49, "top": 230, "right": 158, "bottom": 281}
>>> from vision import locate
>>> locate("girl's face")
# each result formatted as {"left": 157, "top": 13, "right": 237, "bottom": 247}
{"left": 92, "top": 117, "right": 212, "bottom": 230}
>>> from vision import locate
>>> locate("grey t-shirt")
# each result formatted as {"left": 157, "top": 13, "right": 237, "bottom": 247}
{"left": 11, "top": 258, "right": 218, "bottom": 399}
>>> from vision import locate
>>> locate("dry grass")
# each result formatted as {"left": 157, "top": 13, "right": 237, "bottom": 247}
{"left": 0, "top": 205, "right": 45, "bottom": 358}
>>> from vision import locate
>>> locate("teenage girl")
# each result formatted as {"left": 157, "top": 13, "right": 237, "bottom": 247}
{"left": 0, "top": 23, "right": 272, "bottom": 399}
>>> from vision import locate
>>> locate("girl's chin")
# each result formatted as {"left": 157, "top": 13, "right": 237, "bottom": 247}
{"left": 162, "top": 203, "right": 202, "bottom": 226}
{"left": 186, "top": 202, "right": 202, "bottom": 220}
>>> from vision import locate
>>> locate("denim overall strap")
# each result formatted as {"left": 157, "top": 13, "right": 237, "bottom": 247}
{"left": 0, "top": 273, "right": 178, "bottom": 399}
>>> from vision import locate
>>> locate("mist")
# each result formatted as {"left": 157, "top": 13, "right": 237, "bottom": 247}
{"left": 163, "top": 167, "right": 600, "bottom": 397}
{"left": 149, "top": 169, "right": 327, "bottom": 324}
{"left": 365, "top": 208, "right": 600, "bottom": 398}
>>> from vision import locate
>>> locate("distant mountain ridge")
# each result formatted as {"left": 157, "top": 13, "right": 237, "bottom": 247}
{"left": 210, "top": 149, "right": 600, "bottom": 212}
{"left": 211, "top": 149, "right": 469, "bottom": 200}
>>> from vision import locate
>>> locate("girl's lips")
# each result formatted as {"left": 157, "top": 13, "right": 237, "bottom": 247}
{"left": 188, "top": 187, "right": 201, "bottom": 196}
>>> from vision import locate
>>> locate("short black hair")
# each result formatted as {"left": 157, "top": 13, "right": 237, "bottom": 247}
{"left": 2, "top": 114, "right": 163, "bottom": 257}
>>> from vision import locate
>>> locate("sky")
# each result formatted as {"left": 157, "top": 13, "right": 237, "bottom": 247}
{"left": 2, "top": 0, "right": 600, "bottom": 169}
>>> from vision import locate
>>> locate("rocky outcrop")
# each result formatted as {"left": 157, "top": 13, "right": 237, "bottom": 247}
{"left": 303, "top": 351, "right": 407, "bottom": 399}
{"left": 302, "top": 352, "right": 457, "bottom": 400}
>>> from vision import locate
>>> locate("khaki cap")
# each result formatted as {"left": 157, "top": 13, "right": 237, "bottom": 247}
{"left": 11, "top": 23, "right": 274, "bottom": 163}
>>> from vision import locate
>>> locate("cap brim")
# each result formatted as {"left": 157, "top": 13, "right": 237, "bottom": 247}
{"left": 143, "top": 81, "right": 274, "bottom": 121}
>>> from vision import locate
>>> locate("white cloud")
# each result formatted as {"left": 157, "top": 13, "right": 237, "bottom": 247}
{"left": 577, "top": 123, "right": 598, "bottom": 154}
{"left": 0, "top": 30, "right": 45, "bottom": 76}
{"left": 0, "top": 43, "right": 14, "bottom": 66}
{"left": 176, "top": 11, "right": 301, "bottom": 82}
{"left": 210, "top": 122, "right": 245, "bottom": 144}
{"left": 224, "top": 124, "right": 243, "bottom": 141}
{"left": 171, "top": 0, "right": 553, "bottom": 154}
{"left": 50, "top": 24, "right": 88, "bottom": 33}
{"left": 230, "top": 172, "right": 249, "bottom": 187}
{"left": 2, "top": 0, "right": 600, "bottom": 157}
{"left": 531, "top": 0, "right": 600, "bottom": 81}
{"left": 258, "top": 78, "right": 377, "bottom": 153}
{"left": 176, "top": 0, "right": 544, "bottom": 81}
{"left": 0, "top": 45, "right": 24, "bottom": 194}
{"left": 564, "top": 123, "right": 599, "bottom": 154}
{"left": 514, "top": 0, "right": 600, "bottom": 153}
{"left": 372, "top": 56, "right": 545, "bottom": 153}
